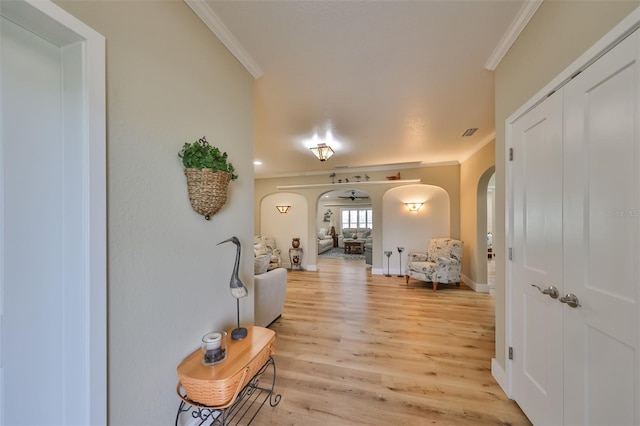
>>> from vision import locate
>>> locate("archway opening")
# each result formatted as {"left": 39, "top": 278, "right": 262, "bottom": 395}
{"left": 477, "top": 167, "right": 495, "bottom": 292}
{"left": 316, "top": 188, "right": 371, "bottom": 265}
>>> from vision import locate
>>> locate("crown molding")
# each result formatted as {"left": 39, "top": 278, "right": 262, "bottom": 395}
{"left": 484, "top": 0, "right": 543, "bottom": 71}
{"left": 185, "top": 0, "right": 263, "bottom": 79}
{"left": 458, "top": 132, "right": 495, "bottom": 164}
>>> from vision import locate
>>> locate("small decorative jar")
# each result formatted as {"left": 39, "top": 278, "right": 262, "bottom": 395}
{"left": 201, "top": 331, "right": 228, "bottom": 366}
{"left": 292, "top": 237, "right": 301, "bottom": 248}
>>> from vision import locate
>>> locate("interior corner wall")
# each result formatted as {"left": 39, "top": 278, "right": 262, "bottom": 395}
{"left": 493, "top": 0, "right": 637, "bottom": 370}
{"left": 460, "top": 140, "right": 495, "bottom": 284}
{"left": 55, "top": 1, "right": 255, "bottom": 424}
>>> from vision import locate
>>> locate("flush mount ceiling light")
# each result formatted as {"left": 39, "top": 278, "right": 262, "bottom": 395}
{"left": 310, "top": 143, "right": 334, "bottom": 162}
{"left": 276, "top": 205, "right": 291, "bottom": 214}
{"left": 405, "top": 202, "right": 424, "bottom": 212}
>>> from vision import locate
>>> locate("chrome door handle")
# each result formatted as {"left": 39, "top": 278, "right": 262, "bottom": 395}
{"left": 531, "top": 284, "right": 559, "bottom": 299}
{"left": 559, "top": 293, "right": 581, "bottom": 308}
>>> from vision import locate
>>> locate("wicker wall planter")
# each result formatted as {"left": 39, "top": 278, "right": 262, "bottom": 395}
{"left": 184, "top": 168, "right": 231, "bottom": 220}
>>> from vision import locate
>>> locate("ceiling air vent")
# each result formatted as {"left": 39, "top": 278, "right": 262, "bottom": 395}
{"left": 462, "top": 128, "right": 478, "bottom": 137}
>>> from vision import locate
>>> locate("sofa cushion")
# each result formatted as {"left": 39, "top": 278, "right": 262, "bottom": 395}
{"left": 254, "top": 254, "right": 270, "bottom": 275}
{"left": 342, "top": 230, "right": 353, "bottom": 238}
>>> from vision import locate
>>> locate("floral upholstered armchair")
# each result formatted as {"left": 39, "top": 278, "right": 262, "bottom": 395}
{"left": 404, "top": 238, "right": 463, "bottom": 291}
{"left": 254, "top": 236, "right": 282, "bottom": 271}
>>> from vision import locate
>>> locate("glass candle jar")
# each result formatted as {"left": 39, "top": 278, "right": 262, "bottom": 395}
{"left": 201, "top": 331, "right": 228, "bottom": 366}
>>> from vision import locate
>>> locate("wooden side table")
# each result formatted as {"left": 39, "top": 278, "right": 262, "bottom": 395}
{"left": 176, "top": 326, "right": 281, "bottom": 425}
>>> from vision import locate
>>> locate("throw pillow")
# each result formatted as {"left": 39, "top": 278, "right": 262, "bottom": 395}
{"left": 254, "top": 254, "right": 270, "bottom": 275}
{"left": 361, "top": 229, "right": 371, "bottom": 238}
{"left": 254, "top": 243, "right": 269, "bottom": 257}
{"left": 342, "top": 231, "right": 352, "bottom": 239}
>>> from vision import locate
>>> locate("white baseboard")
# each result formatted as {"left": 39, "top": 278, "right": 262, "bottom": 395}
{"left": 306, "top": 264, "right": 318, "bottom": 271}
{"left": 491, "top": 358, "right": 511, "bottom": 399}
{"left": 371, "top": 267, "right": 384, "bottom": 275}
{"left": 461, "top": 274, "right": 490, "bottom": 293}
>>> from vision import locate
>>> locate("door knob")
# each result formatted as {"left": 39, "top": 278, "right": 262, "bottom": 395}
{"left": 559, "top": 293, "right": 581, "bottom": 308}
{"left": 531, "top": 284, "right": 559, "bottom": 299}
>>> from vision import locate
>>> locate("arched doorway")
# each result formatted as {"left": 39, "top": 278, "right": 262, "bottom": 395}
{"left": 477, "top": 166, "right": 495, "bottom": 292}
{"left": 317, "top": 188, "right": 371, "bottom": 265}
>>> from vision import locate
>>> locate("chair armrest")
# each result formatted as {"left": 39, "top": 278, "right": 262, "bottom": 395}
{"left": 408, "top": 252, "right": 428, "bottom": 262}
{"left": 436, "top": 256, "right": 460, "bottom": 266}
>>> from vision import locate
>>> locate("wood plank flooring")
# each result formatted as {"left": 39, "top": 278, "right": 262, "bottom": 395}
{"left": 257, "top": 258, "right": 530, "bottom": 425}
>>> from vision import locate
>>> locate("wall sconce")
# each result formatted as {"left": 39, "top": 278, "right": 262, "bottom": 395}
{"left": 276, "top": 205, "right": 291, "bottom": 214}
{"left": 405, "top": 202, "right": 424, "bottom": 212}
{"left": 309, "top": 143, "right": 334, "bottom": 161}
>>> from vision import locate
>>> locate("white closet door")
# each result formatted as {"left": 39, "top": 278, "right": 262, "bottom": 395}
{"left": 511, "top": 92, "right": 564, "bottom": 426}
{"left": 562, "top": 31, "right": 640, "bottom": 425}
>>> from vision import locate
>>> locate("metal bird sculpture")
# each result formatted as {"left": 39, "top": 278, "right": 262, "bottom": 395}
{"left": 218, "top": 236, "right": 248, "bottom": 340}
{"left": 218, "top": 236, "right": 248, "bottom": 298}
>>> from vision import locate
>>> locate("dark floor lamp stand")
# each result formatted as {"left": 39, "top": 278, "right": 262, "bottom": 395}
{"left": 384, "top": 251, "right": 392, "bottom": 277}
{"left": 397, "top": 247, "right": 404, "bottom": 277}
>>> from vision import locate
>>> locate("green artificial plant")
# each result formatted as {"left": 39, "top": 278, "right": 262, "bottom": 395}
{"left": 178, "top": 136, "right": 238, "bottom": 180}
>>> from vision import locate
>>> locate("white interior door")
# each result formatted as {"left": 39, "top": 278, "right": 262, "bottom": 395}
{"left": 0, "top": 1, "right": 106, "bottom": 424}
{"left": 562, "top": 30, "right": 639, "bottom": 425}
{"left": 511, "top": 92, "right": 564, "bottom": 426}
{"left": 510, "top": 25, "right": 640, "bottom": 426}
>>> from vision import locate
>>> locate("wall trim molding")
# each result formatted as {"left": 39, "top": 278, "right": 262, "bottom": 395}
{"left": 461, "top": 274, "right": 490, "bottom": 293}
{"left": 185, "top": 0, "right": 263, "bottom": 79}
{"left": 277, "top": 179, "right": 421, "bottom": 190}
{"left": 484, "top": 0, "right": 543, "bottom": 70}
{"left": 492, "top": 358, "right": 511, "bottom": 398}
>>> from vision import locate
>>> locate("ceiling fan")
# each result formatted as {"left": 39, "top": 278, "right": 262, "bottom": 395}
{"left": 339, "top": 190, "right": 369, "bottom": 201}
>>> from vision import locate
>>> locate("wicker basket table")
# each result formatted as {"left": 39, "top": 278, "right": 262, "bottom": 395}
{"left": 176, "top": 326, "right": 281, "bottom": 425}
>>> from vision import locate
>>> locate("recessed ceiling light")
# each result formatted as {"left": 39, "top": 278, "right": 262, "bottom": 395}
{"left": 254, "top": 160, "right": 263, "bottom": 166}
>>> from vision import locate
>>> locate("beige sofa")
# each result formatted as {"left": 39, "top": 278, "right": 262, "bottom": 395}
{"left": 338, "top": 227, "right": 372, "bottom": 248}
{"left": 254, "top": 267, "right": 287, "bottom": 327}
{"left": 317, "top": 227, "right": 333, "bottom": 254}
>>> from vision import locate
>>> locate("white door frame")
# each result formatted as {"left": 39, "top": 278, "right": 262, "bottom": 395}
{"left": 0, "top": 1, "right": 106, "bottom": 424}
{"left": 499, "top": 6, "right": 640, "bottom": 399}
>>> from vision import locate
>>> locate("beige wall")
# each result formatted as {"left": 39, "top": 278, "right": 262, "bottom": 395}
{"left": 494, "top": 0, "right": 638, "bottom": 369}
{"left": 255, "top": 164, "right": 460, "bottom": 271}
{"left": 460, "top": 141, "right": 495, "bottom": 284}
{"left": 56, "top": 1, "right": 255, "bottom": 424}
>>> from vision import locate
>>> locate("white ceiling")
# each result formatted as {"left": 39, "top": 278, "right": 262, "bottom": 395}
{"left": 191, "top": 0, "right": 537, "bottom": 178}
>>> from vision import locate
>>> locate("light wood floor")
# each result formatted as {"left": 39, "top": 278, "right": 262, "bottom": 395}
{"left": 258, "top": 258, "right": 530, "bottom": 425}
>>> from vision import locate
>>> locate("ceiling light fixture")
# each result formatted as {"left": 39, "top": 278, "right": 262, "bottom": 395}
{"left": 405, "top": 202, "right": 424, "bottom": 212}
{"left": 276, "top": 205, "right": 291, "bottom": 214}
{"left": 310, "top": 143, "right": 334, "bottom": 161}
